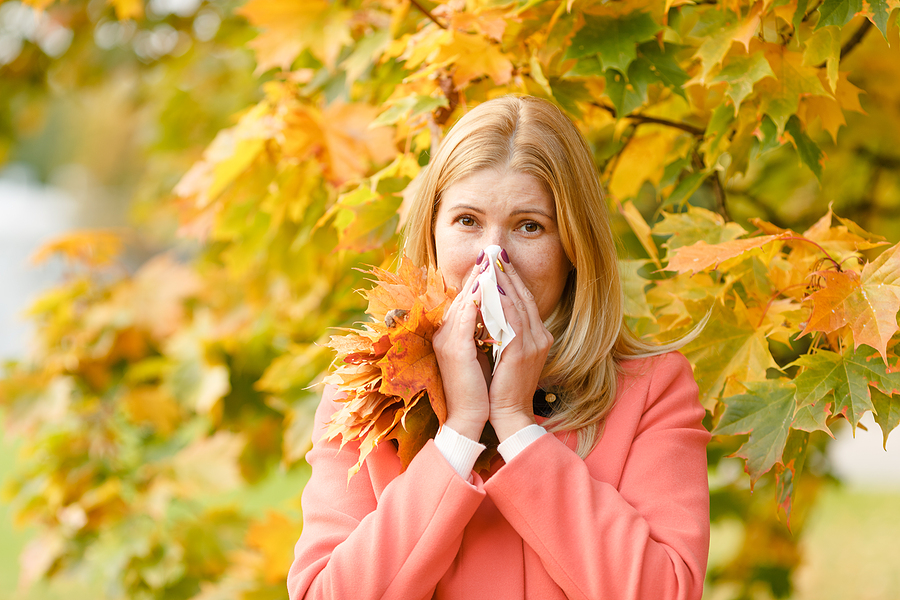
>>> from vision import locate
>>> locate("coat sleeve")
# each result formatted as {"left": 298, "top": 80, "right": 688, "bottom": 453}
{"left": 484, "top": 352, "right": 710, "bottom": 600}
{"left": 287, "top": 386, "right": 486, "bottom": 600}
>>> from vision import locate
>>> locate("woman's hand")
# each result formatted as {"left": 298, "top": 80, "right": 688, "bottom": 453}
{"left": 432, "top": 258, "right": 491, "bottom": 441}
{"left": 489, "top": 250, "right": 554, "bottom": 442}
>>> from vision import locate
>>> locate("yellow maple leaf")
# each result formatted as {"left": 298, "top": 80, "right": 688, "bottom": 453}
{"left": 448, "top": 6, "right": 512, "bottom": 42}
{"left": 31, "top": 229, "right": 123, "bottom": 268}
{"left": 798, "top": 94, "right": 845, "bottom": 142}
{"left": 237, "top": 0, "right": 352, "bottom": 74}
{"left": 282, "top": 102, "right": 396, "bottom": 186}
{"left": 609, "top": 128, "right": 683, "bottom": 200}
{"left": 733, "top": 1, "right": 762, "bottom": 51}
{"left": 245, "top": 512, "right": 303, "bottom": 585}
{"left": 174, "top": 102, "right": 277, "bottom": 217}
{"left": 122, "top": 386, "right": 182, "bottom": 435}
{"left": 437, "top": 30, "right": 514, "bottom": 89}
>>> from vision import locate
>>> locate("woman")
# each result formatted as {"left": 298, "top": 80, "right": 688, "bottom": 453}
{"left": 288, "top": 96, "right": 710, "bottom": 600}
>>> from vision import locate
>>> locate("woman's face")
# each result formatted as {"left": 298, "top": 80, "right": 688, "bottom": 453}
{"left": 433, "top": 169, "right": 572, "bottom": 320}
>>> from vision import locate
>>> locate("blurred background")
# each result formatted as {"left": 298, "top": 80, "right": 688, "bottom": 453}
{"left": 2, "top": 1, "right": 900, "bottom": 599}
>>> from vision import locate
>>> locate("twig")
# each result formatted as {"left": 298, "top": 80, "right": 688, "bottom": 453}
{"left": 409, "top": 0, "right": 446, "bottom": 29}
{"left": 816, "top": 19, "right": 872, "bottom": 68}
{"left": 593, "top": 102, "right": 704, "bottom": 137}
{"left": 628, "top": 114, "right": 705, "bottom": 137}
{"left": 710, "top": 171, "right": 730, "bottom": 221}
{"left": 840, "top": 19, "right": 872, "bottom": 60}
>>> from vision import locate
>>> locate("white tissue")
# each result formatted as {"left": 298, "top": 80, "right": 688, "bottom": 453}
{"left": 475, "top": 245, "right": 516, "bottom": 368}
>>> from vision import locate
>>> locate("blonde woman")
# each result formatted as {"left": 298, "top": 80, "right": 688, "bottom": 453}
{"left": 289, "top": 95, "right": 710, "bottom": 600}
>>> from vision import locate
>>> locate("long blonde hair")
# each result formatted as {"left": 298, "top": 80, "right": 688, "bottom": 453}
{"left": 404, "top": 96, "right": 688, "bottom": 458}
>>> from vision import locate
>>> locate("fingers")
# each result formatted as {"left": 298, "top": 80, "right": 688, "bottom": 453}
{"left": 494, "top": 253, "right": 549, "bottom": 343}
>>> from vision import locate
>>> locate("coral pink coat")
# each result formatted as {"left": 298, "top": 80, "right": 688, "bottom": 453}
{"left": 288, "top": 352, "right": 710, "bottom": 600}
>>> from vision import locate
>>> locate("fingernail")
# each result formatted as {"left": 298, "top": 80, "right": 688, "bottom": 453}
{"left": 500, "top": 248, "right": 510, "bottom": 263}
{"left": 476, "top": 249, "right": 485, "bottom": 264}
{"left": 496, "top": 258, "right": 505, "bottom": 273}
{"left": 497, "top": 285, "right": 506, "bottom": 295}
{"left": 471, "top": 280, "right": 479, "bottom": 293}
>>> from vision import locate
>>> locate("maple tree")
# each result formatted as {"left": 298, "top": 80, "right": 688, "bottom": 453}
{"left": 2, "top": 0, "right": 900, "bottom": 598}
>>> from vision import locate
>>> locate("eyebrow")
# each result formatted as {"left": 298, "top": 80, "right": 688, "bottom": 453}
{"left": 445, "top": 204, "right": 554, "bottom": 219}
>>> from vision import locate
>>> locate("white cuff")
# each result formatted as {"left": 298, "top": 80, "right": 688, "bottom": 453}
{"left": 497, "top": 424, "right": 547, "bottom": 463}
{"left": 434, "top": 425, "right": 486, "bottom": 479}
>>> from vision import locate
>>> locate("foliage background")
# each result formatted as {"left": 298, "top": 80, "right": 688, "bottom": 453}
{"left": 2, "top": 0, "right": 900, "bottom": 599}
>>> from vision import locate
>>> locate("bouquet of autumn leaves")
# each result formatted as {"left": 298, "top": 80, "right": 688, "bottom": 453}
{"left": 323, "top": 257, "right": 496, "bottom": 479}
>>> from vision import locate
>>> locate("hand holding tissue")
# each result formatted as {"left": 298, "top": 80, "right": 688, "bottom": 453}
{"left": 474, "top": 245, "right": 516, "bottom": 367}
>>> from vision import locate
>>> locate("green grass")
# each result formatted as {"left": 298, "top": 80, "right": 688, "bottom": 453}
{"left": 0, "top": 419, "right": 28, "bottom": 595}
{"left": 794, "top": 485, "right": 900, "bottom": 600}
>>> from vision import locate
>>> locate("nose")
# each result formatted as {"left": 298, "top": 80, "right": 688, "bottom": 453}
{"left": 474, "top": 231, "right": 507, "bottom": 267}
{"left": 483, "top": 227, "right": 507, "bottom": 252}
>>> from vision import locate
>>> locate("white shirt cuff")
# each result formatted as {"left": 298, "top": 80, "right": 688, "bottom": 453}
{"left": 497, "top": 424, "right": 547, "bottom": 463}
{"left": 434, "top": 425, "right": 486, "bottom": 479}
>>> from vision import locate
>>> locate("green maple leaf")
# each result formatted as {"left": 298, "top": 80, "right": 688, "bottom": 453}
{"left": 791, "top": 402, "right": 833, "bottom": 435}
{"left": 549, "top": 78, "right": 593, "bottom": 118}
{"left": 655, "top": 205, "right": 747, "bottom": 251}
{"left": 714, "top": 380, "right": 796, "bottom": 482}
{"left": 712, "top": 52, "right": 775, "bottom": 115}
{"left": 631, "top": 42, "right": 689, "bottom": 99}
{"left": 693, "top": 14, "right": 740, "bottom": 79}
{"left": 683, "top": 302, "right": 779, "bottom": 407}
{"left": 619, "top": 259, "right": 653, "bottom": 319}
{"left": 755, "top": 114, "right": 781, "bottom": 156}
{"left": 864, "top": 0, "right": 894, "bottom": 38}
{"left": 604, "top": 68, "right": 644, "bottom": 116}
{"left": 871, "top": 388, "right": 900, "bottom": 450}
{"left": 775, "top": 429, "right": 810, "bottom": 527}
{"left": 792, "top": 347, "right": 900, "bottom": 428}
{"left": 565, "top": 12, "right": 661, "bottom": 73}
{"left": 785, "top": 115, "right": 825, "bottom": 180}
{"left": 372, "top": 95, "right": 448, "bottom": 127}
{"left": 661, "top": 170, "right": 710, "bottom": 210}
{"left": 816, "top": 0, "right": 863, "bottom": 29}
{"left": 757, "top": 47, "right": 829, "bottom": 133}
{"left": 803, "top": 26, "right": 840, "bottom": 93}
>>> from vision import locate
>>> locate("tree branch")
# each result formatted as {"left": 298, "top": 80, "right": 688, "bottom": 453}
{"left": 593, "top": 102, "right": 704, "bottom": 136}
{"left": 840, "top": 19, "right": 872, "bottom": 60}
{"left": 409, "top": 0, "right": 446, "bottom": 29}
{"left": 710, "top": 170, "right": 730, "bottom": 221}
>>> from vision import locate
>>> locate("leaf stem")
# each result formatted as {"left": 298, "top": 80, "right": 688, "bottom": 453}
{"left": 780, "top": 236, "right": 841, "bottom": 270}
{"left": 757, "top": 283, "right": 808, "bottom": 329}
{"left": 409, "top": 0, "right": 446, "bottom": 29}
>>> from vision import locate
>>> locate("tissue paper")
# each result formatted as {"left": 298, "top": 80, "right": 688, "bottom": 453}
{"left": 475, "top": 245, "right": 516, "bottom": 367}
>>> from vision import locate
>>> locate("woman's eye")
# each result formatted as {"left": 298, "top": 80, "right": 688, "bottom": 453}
{"left": 521, "top": 222, "right": 542, "bottom": 233}
{"left": 458, "top": 216, "right": 475, "bottom": 227}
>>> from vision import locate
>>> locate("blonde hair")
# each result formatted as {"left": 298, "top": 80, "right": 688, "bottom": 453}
{"left": 403, "top": 96, "right": 687, "bottom": 458}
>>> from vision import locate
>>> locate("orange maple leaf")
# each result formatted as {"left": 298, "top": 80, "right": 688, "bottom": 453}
{"left": 385, "top": 392, "right": 440, "bottom": 470}
{"left": 378, "top": 302, "right": 447, "bottom": 423}
{"left": 801, "top": 244, "right": 900, "bottom": 362}
{"left": 665, "top": 234, "right": 789, "bottom": 274}
{"left": 364, "top": 257, "right": 451, "bottom": 320}
{"left": 324, "top": 258, "right": 454, "bottom": 478}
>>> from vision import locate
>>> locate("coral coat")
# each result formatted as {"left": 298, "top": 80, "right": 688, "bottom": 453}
{"left": 288, "top": 352, "right": 710, "bottom": 600}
